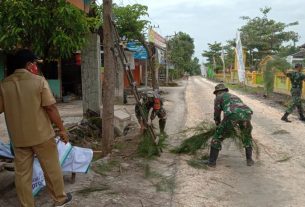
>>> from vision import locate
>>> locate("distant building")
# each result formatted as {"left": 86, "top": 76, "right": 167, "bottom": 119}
{"left": 286, "top": 43, "right": 305, "bottom": 66}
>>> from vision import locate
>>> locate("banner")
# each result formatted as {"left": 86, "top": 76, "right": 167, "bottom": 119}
{"left": 126, "top": 42, "right": 148, "bottom": 60}
{"left": 235, "top": 31, "right": 246, "bottom": 82}
{"left": 220, "top": 47, "right": 225, "bottom": 64}
{"left": 148, "top": 28, "right": 166, "bottom": 49}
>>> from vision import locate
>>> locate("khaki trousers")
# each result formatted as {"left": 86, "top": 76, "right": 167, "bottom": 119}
{"left": 14, "top": 138, "right": 67, "bottom": 207}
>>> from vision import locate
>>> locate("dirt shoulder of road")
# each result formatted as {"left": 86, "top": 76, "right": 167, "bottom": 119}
{"left": 1, "top": 81, "right": 187, "bottom": 207}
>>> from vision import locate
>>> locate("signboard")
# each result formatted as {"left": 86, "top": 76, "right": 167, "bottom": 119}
{"left": 235, "top": 31, "right": 246, "bottom": 82}
{"left": 148, "top": 28, "right": 166, "bottom": 49}
{"left": 126, "top": 42, "right": 148, "bottom": 60}
{"left": 156, "top": 48, "right": 166, "bottom": 64}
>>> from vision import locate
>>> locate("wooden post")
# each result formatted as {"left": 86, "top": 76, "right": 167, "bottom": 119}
{"left": 102, "top": 0, "right": 115, "bottom": 156}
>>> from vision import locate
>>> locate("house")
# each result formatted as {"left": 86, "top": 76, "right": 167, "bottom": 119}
{"left": 125, "top": 42, "right": 147, "bottom": 88}
{"left": 0, "top": 52, "right": 81, "bottom": 100}
{"left": 286, "top": 44, "right": 305, "bottom": 66}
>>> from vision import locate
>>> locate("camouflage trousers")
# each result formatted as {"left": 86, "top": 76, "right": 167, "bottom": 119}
{"left": 151, "top": 108, "right": 167, "bottom": 133}
{"left": 211, "top": 113, "right": 253, "bottom": 150}
{"left": 286, "top": 95, "right": 303, "bottom": 114}
{"left": 150, "top": 108, "right": 167, "bottom": 120}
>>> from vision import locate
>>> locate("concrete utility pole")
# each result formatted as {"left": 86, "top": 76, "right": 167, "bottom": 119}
{"left": 81, "top": 33, "right": 101, "bottom": 116}
{"left": 102, "top": 0, "right": 115, "bottom": 156}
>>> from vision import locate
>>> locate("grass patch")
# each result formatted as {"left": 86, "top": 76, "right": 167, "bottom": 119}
{"left": 138, "top": 132, "right": 168, "bottom": 158}
{"left": 171, "top": 130, "right": 215, "bottom": 154}
{"left": 171, "top": 122, "right": 216, "bottom": 154}
{"left": 155, "top": 176, "right": 175, "bottom": 193}
{"left": 171, "top": 121, "right": 260, "bottom": 156}
{"left": 167, "top": 82, "right": 179, "bottom": 87}
{"left": 226, "top": 83, "right": 264, "bottom": 95}
{"left": 143, "top": 163, "right": 175, "bottom": 192}
{"left": 92, "top": 160, "right": 119, "bottom": 176}
{"left": 272, "top": 129, "right": 290, "bottom": 135}
{"left": 113, "top": 142, "right": 125, "bottom": 150}
{"left": 187, "top": 159, "right": 208, "bottom": 169}
{"left": 276, "top": 155, "right": 292, "bottom": 163}
{"left": 144, "top": 163, "right": 163, "bottom": 179}
{"left": 76, "top": 185, "right": 110, "bottom": 196}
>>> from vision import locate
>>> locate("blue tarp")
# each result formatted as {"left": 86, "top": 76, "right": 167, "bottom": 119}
{"left": 126, "top": 42, "right": 148, "bottom": 60}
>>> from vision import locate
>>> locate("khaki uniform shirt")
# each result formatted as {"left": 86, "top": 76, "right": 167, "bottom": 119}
{"left": 0, "top": 69, "right": 56, "bottom": 147}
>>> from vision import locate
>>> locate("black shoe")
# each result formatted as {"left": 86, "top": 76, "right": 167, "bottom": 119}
{"left": 281, "top": 113, "right": 291, "bottom": 122}
{"left": 297, "top": 107, "right": 305, "bottom": 121}
{"left": 55, "top": 193, "right": 72, "bottom": 207}
{"left": 299, "top": 117, "right": 305, "bottom": 121}
{"left": 245, "top": 147, "right": 254, "bottom": 166}
{"left": 247, "top": 159, "right": 254, "bottom": 166}
{"left": 202, "top": 147, "right": 219, "bottom": 167}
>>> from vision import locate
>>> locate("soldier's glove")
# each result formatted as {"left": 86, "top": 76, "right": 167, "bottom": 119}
{"left": 59, "top": 130, "right": 69, "bottom": 144}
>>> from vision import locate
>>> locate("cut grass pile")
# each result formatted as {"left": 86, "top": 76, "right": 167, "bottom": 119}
{"left": 171, "top": 121, "right": 259, "bottom": 156}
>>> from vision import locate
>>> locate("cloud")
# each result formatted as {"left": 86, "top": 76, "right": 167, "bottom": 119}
{"left": 113, "top": 0, "right": 305, "bottom": 61}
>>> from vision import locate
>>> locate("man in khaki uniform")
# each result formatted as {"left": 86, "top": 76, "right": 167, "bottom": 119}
{"left": 0, "top": 49, "right": 72, "bottom": 207}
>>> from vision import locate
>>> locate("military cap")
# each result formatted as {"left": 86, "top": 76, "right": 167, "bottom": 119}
{"left": 213, "top": 83, "right": 229, "bottom": 94}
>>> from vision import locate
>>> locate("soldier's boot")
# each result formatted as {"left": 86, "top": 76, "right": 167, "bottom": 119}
{"left": 245, "top": 147, "right": 254, "bottom": 166}
{"left": 202, "top": 147, "right": 219, "bottom": 167}
{"left": 298, "top": 108, "right": 305, "bottom": 121}
{"left": 159, "top": 119, "right": 166, "bottom": 134}
{"left": 281, "top": 112, "right": 291, "bottom": 122}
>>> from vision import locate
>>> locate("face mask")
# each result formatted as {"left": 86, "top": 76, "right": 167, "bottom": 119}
{"left": 28, "top": 63, "right": 39, "bottom": 75}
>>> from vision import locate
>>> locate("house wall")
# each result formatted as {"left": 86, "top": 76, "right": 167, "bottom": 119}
{"left": 66, "top": 0, "right": 90, "bottom": 13}
{"left": 47, "top": 80, "right": 61, "bottom": 98}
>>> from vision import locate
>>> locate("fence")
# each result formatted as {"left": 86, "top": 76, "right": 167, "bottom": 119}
{"left": 213, "top": 70, "right": 305, "bottom": 98}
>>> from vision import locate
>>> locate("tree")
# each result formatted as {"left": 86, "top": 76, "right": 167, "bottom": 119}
{"left": 0, "top": 0, "right": 100, "bottom": 59}
{"left": 202, "top": 42, "right": 222, "bottom": 71}
{"left": 223, "top": 40, "right": 236, "bottom": 70}
{"left": 240, "top": 7, "right": 299, "bottom": 64}
{"left": 167, "top": 32, "right": 195, "bottom": 77}
{"left": 111, "top": 4, "right": 161, "bottom": 89}
{"left": 263, "top": 56, "right": 291, "bottom": 96}
{"left": 278, "top": 45, "right": 299, "bottom": 58}
{"left": 112, "top": 4, "right": 149, "bottom": 41}
{"left": 188, "top": 57, "right": 201, "bottom": 75}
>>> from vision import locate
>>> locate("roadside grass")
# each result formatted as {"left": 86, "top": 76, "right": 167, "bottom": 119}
{"left": 272, "top": 129, "right": 290, "bottom": 135}
{"left": 155, "top": 176, "right": 175, "bottom": 193}
{"left": 144, "top": 163, "right": 163, "bottom": 179}
{"left": 276, "top": 155, "right": 292, "bottom": 163}
{"left": 92, "top": 160, "right": 120, "bottom": 176}
{"left": 75, "top": 185, "right": 111, "bottom": 197}
{"left": 143, "top": 163, "right": 176, "bottom": 193}
{"left": 187, "top": 158, "right": 208, "bottom": 169}
{"left": 226, "top": 83, "right": 264, "bottom": 95}
{"left": 138, "top": 132, "right": 168, "bottom": 158}
{"left": 113, "top": 142, "right": 126, "bottom": 150}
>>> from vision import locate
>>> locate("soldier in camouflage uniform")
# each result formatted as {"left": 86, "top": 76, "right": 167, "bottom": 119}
{"left": 204, "top": 83, "right": 254, "bottom": 167}
{"left": 135, "top": 91, "right": 167, "bottom": 134}
{"left": 281, "top": 64, "right": 305, "bottom": 122}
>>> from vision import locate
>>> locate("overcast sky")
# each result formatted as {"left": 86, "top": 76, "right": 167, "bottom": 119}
{"left": 111, "top": 0, "right": 305, "bottom": 62}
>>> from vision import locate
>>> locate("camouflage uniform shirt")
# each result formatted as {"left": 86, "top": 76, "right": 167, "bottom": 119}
{"left": 286, "top": 71, "right": 305, "bottom": 96}
{"left": 214, "top": 92, "right": 253, "bottom": 124}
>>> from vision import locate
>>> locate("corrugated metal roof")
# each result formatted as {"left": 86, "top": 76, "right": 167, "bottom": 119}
{"left": 292, "top": 50, "right": 305, "bottom": 58}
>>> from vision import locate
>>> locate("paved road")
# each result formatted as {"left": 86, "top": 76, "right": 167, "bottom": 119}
{"left": 173, "top": 76, "right": 305, "bottom": 207}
